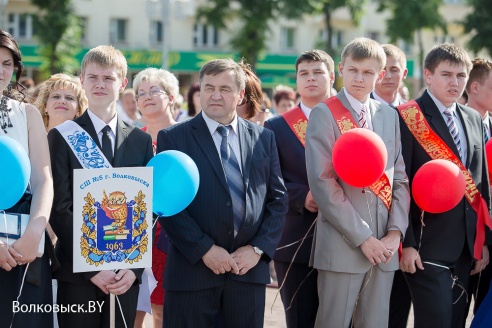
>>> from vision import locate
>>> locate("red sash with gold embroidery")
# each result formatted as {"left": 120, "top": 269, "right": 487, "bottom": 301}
{"left": 398, "top": 100, "right": 492, "bottom": 260}
{"left": 325, "top": 96, "right": 393, "bottom": 210}
{"left": 281, "top": 106, "right": 308, "bottom": 148}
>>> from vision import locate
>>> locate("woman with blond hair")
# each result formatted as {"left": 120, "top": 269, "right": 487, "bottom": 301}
{"left": 34, "top": 73, "right": 88, "bottom": 131}
{"left": 132, "top": 67, "right": 179, "bottom": 328}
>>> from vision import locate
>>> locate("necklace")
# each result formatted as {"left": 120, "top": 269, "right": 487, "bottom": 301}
{"left": 0, "top": 84, "right": 13, "bottom": 133}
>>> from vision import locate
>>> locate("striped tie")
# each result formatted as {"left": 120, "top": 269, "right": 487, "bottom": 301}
{"left": 216, "top": 125, "right": 246, "bottom": 235}
{"left": 443, "top": 109, "right": 463, "bottom": 160}
{"left": 359, "top": 105, "right": 368, "bottom": 129}
{"left": 484, "top": 124, "right": 490, "bottom": 144}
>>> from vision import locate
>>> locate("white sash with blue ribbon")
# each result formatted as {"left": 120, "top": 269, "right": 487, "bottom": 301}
{"left": 56, "top": 120, "right": 112, "bottom": 169}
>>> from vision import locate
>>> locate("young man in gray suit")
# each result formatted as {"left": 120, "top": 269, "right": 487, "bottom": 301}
{"left": 157, "top": 59, "right": 288, "bottom": 328}
{"left": 305, "top": 37, "right": 410, "bottom": 328}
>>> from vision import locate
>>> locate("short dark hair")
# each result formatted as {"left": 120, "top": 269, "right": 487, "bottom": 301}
{"left": 424, "top": 43, "right": 472, "bottom": 74}
{"left": 295, "top": 49, "right": 334, "bottom": 75}
{"left": 199, "top": 58, "right": 246, "bottom": 91}
{"left": 466, "top": 58, "right": 492, "bottom": 93}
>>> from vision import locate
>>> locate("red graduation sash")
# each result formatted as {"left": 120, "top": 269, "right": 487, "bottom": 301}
{"left": 325, "top": 96, "right": 393, "bottom": 210}
{"left": 397, "top": 100, "right": 492, "bottom": 260}
{"left": 281, "top": 106, "right": 308, "bottom": 148}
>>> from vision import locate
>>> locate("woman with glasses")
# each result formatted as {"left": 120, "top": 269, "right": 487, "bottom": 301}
{"left": 132, "top": 67, "right": 179, "bottom": 328}
{"left": 0, "top": 29, "right": 54, "bottom": 327}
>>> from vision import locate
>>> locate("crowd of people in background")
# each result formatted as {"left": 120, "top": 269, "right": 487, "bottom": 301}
{"left": 2, "top": 25, "right": 492, "bottom": 328}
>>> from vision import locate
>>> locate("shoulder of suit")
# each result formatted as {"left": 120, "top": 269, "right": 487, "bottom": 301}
{"left": 264, "top": 114, "right": 286, "bottom": 130}
{"left": 458, "top": 103, "right": 483, "bottom": 121}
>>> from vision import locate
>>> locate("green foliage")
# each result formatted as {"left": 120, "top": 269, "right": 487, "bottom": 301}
{"left": 30, "top": 0, "right": 82, "bottom": 78}
{"left": 280, "top": 0, "right": 365, "bottom": 56}
{"left": 377, "top": 0, "right": 446, "bottom": 43}
{"left": 198, "top": 0, "right": 366, "bottom": 67}
{"left": 198, "top": 0, "right": 277, "bottom": 67}
{"left": 463, "top": 0, "right": 492, "bottom": 56}
{"left": 377, "top": 0, "right": 446, "bottom": 89}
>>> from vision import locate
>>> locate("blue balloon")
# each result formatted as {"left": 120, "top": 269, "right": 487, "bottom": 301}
{"left": 0, "top": 136, "right": 31, "bottom": 210}
{"left": 147, "top": 150, "right": 200, "bottom": 217}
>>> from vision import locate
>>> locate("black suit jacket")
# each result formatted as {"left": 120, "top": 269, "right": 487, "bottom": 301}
{"left": 156, "top": 113, "right": 288, "bottom": 291}
{"left": 264, "top": 111, "right": 317, "bottom": 264}
{"left": 48, "top": 111, "right": 154, "bottom": 283}
{"left": 399, "top": 90, "right": 491, "bottom": 262}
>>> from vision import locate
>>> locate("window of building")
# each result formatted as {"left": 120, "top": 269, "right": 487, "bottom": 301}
{"left": 7, "top": 13, "right": 33, "bottom": 40}
{"left": 110, "top": 18, "right": 128, "bottom": 43}
{"left": 193, "top": 23, "right": 219, "bottom": 48}
{"left": 281, "top": 27, "right": 295, "bottom": 50}
{"left": 78, "top": 17, "right": 88, "bottom": 42}
{"left": 150, "top": 20, "right": 163, "bottom": 44}
{"left": 368, "top": 31, "right": 380, "bottom": 43}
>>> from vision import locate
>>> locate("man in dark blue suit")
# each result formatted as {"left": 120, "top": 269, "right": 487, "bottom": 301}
{"left": 157, "top": 58, "right": 288, "bottom": 328}
{"left": 264, "top": 49, "right": 334, "bottom": 328}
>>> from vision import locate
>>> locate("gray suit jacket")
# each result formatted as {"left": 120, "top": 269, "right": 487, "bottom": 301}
{"left": 306, "top": 91, "right": 410, "bottom": 273}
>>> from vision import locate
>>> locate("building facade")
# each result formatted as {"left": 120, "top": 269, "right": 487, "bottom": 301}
{"left": 1, "top": 0, "right": 478, "bottom": 97}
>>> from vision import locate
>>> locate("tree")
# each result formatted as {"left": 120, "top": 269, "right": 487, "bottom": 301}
{"left": 462, "top": 0, "right": 492, "bottom": 57}
{"left": 30, "top": 0, "right": 82, "bottom": 78}
{"left": 198, "top": 0, "right": 278, "bottom": 68}
{"left": 377, "top": 0, "right": 446, "bottom": 89}
{"left": 198, "top": 0, "right": 365, "bottom": 69}
{"left": 281, "top": 0, "right": 365, "bottom": 55}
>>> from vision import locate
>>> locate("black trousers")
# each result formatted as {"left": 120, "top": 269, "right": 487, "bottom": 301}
{"left": 388, "top": 269, "right": 412, "bottom": 328}
{"left": 274, "top": 261, "right": 318, "bottom": 328}
{"left": 57, "top": 280, "right": 139, "bottom": 328}
{"left": 0, "top": 253, "right": 53, "bottom": 328}
{"left": 164, "top": 280, "right": 265, "bottom": 328}
{"left": 404, "top": 249, "right": 473, "bottom": 328}
{"left": 464, "top": 245, "right": 492, "bottom": 325}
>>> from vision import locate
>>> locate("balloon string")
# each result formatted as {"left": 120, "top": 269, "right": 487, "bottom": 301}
{"left": 351, "top": 266, "right": 373, "bottom": 328}
{"left": 9, "top": 262, "right": 30, "bottom": 328}
{"left": 284, "top": 268, "right": 315, "bottom": 311}
{"left": 2, "top": 210, "right": 8, "bottom": 245}
{"left": 271, "top": 217, "right": 317, "bottom": 313}
{"left": 349, "top": 188, "right": 375, "bottom": 327}
{"left": 110, "top": 215, "right": 160, "bottom": 328}
{"left": 417, "top": 210, "right": 425, "bottom": 257}
{"left": 418, "top": 211, "right": 468, "bottom": 305}
{"left": 276, "top": 233, "right": 314, "bottom": 251}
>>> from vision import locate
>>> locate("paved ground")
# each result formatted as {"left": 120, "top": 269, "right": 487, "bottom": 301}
{"left": 144, "top": 287, "right": 474, "bottom": 327}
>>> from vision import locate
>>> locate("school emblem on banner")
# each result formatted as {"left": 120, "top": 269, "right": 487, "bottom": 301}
{"left": 73, "top": 167, "right": 153, "bottom": 272}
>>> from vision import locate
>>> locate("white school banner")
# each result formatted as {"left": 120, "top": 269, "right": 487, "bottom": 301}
{"left": 73, "top": 167, "right": 153, "bottom": 272}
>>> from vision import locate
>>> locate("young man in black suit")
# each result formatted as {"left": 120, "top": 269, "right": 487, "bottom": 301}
{"left": 156, "top": 59, "right": 288, "bottom": 328}
{"left": 48, "top": 45, "right": 154, "bottom": 327}
{"left": 398, "top": 43, "right": 491, "bottom": 328}
{"left": 264, "top": 49, "right": 334, "bottom": 328}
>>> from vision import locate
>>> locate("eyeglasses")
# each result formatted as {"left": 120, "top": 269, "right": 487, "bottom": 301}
{"left": 136, "top": 89, "right": 166, "bottom": 101}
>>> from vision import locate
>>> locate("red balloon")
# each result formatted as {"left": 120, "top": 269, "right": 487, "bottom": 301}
{"left": 332, "top": 128, "right": 388, "bottom": 188}
{"left": 485, "top": 139, "right": 492, "bottom": 185}
{"left": 412, "top": 159, "right": 465, "bottom": 213}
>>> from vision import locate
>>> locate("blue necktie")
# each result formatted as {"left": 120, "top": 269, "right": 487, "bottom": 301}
{"left": 443, "top": 109, "right": 462, "bottom": 160}
{"left": 216, "top": 125, "right": 245, "bottom": 235}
